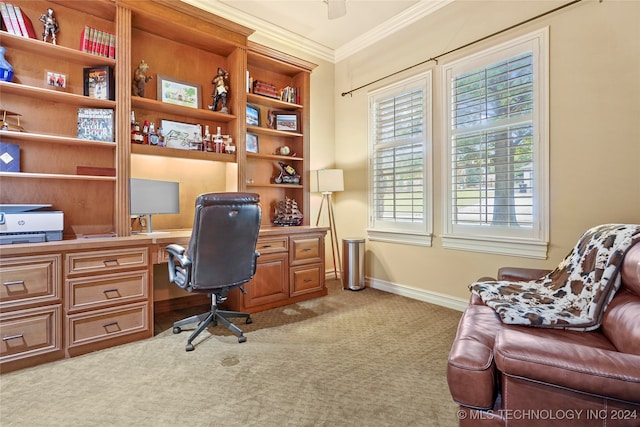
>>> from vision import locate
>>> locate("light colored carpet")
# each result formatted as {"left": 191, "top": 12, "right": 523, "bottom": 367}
{"left": 0, "top": 280, "right": 462, "bottom": 426}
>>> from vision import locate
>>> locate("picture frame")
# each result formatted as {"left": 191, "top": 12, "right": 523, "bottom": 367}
{"left": 246, "top": 132, "right": 259, "bottom": 153}
{"left": 157, "top": 75, "right": 201, "bottom": 109}
{"left": 246, "top": 103, "right": 260, "bottom": 126}
{"left": 160, "top": 119, "right": 202, "bottom": 150}
{"left": 273, "top": 110, "right": 300, "bottom": 132}
{"left": 83, "top": 66, "right": 115, "bottom": 101}
{"left": 45, "top": 70, "right": 66, "bottom": 89}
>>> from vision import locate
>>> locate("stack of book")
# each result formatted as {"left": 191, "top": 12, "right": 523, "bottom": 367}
{"left": 280, "top": 86, "right": 299, "bottom": 104}
{"left": 0, "top": 2, "right": 37, "bottom": 38}
{"left": 80, "top": 25, "right": 116, "bottom": 59}
{"left": 252, "top": 80, "right": 279, "bottom": 99}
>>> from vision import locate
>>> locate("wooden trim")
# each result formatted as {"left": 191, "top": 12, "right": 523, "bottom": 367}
{"left": 153, "top": 294, "right": 210, "bottom": 314}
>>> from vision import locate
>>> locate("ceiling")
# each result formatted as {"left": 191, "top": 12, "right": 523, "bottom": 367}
{"left": 183, "top": 0, "right": 452, "bottom": 62}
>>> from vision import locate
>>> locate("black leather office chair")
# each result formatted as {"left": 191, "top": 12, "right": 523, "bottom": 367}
{"left": 166, "top": 192, "right": 261, "bottom": 351}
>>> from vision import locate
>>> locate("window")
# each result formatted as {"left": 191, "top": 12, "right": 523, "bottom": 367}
{"left": 368, "top": 72, "right": 432, "bottom": 246}
{"left": 442, "top": 29, "right": 549, "bottom": 258}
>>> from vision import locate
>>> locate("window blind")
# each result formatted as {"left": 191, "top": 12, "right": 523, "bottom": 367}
{"left": 450, "top": 52, "right": 534, "bottom": 228}
{"left": 372, "top": 87, "right": 425, "bottom": 224}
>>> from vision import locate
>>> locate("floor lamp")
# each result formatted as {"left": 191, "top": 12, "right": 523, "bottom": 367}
{"left": 311, "top": 169, "right": 343, "bottom": 280}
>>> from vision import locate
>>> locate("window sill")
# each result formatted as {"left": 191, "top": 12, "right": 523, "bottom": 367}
{"left": 442, "top": 234, "right": 548, "bottom": 259}
{"left": 367, "top": 230, "right": 433, "bottom": 247}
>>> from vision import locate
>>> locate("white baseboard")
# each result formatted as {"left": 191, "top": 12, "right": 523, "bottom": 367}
{"left": 367, "top": 277, "right": 468, "bottom": 312}
{"left": 324, "top": 271, "right": 467, "bottom": 312}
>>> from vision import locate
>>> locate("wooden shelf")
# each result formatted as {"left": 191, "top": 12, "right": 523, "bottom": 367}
{"left": 0, "top": 171, "right": 116, "bottom": 181}
{"left": 246, "top": 125, "right": 303, "bottom": 138}
{"left": 247, "top": 93, "right": 302, "bottom": 110}
{"left": 0, "top": 81, "right": 116, "bottom": 108}
{"left": 131, "top": 96, "right": 236, "bottom": 122}
{"left": 0, "top": 130, "right": 116, "bottom": 148}
{"left": 247, "top": 153, "right": 303, "bottom": 162}
{"left": 247, "top": 183, "right": 303, "bottom": 189}
{"left": 0, "top": 31, "right": 116, "bottom": 66}
{"left": 130, "top": 143, "right": 236, "bottom": 162}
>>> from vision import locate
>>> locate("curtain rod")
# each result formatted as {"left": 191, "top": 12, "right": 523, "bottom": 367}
{"left": 341, "top": 0, "right": 586, "bottom": 97}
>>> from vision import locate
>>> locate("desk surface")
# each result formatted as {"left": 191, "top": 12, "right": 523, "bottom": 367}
{"left": 0, "top": 226, "right": 328, "bottom": 257}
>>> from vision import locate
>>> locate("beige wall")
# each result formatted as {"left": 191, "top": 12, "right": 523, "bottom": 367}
{"left": 332, "top": 0, "right": 640, "bottom": 300}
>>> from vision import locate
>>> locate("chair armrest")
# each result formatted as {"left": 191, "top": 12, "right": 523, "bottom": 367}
{"left": 497, "top": 267, "right": 551, "bottom": 281}
{"left": 252, "top": 250, "right": 260, "bottom": 277}
{"left": 494, "top": 329, "right": 640, "bottom": 403}
{"left": 166, "top": 244, "right": 191, "bottom": 288}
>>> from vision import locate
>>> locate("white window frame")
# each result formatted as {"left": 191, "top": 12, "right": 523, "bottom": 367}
{"left": 367, "top": 71, "right": 433, "bottom": 246}
{"left": 441, "top": 28, "right": 549, "bottom": 259}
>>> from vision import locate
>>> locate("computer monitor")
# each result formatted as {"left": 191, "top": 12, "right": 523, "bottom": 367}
{"left": 130, "top": 178, "right": 180, "bottom": 234}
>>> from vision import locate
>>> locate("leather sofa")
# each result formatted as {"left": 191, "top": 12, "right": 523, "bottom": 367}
{"left": 447, "top": 242, "right": 640, "bottom": 427}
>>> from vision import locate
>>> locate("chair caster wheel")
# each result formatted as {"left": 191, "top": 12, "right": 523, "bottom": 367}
{"left": 246, "top": 317, "right": 253, "bottom": 324}
{"left": 173, "top": 326, "right": 182, "bottom": 334}
{"left": 238, "top": 335, "right": 247, "bottom": 343}
{"left": 185, "top": 343, "right": 195, "bottom": 351}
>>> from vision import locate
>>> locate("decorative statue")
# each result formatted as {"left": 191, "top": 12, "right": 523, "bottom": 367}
{"left": 209, "top": 67, "right": 229, "bottom": 113}
{"left": 274, "top": 161, "right": 300, "bottom": 185}
{"left": 39, "top": 8, "right": 59, "bottom": 45}
{"left": 131, "top": 60, "right": 152, "bottom": 97}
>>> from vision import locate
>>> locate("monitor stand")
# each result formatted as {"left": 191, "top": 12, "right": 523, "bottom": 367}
{"left": 139, "top": 214, "right": 170, "bottom": 235}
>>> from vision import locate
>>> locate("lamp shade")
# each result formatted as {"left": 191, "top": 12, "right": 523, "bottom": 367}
{"left": 311, "top": 169, "right": 344, "bottom": 193}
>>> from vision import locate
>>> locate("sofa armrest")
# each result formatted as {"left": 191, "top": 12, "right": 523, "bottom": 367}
{"left": 494, "top": 329, "right": 640, "bottom": 404}
{"left": 497, "top": 267, "right": 551, "bottom": 282}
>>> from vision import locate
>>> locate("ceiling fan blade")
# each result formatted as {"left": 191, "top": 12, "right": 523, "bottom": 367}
{"left": 327, "top": 0, "right": 346, "bottom": 19}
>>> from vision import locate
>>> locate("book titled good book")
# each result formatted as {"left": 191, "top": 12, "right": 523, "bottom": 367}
{"left": 77, "top": 108, "right": 114, "bottom": 142}
{"left": 83, "top": 66, "right": 114, "bottom": 100}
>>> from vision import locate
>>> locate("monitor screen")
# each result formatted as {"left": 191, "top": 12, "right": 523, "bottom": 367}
{"left": 130, "top": 178, "right": 180, "bottom": 216}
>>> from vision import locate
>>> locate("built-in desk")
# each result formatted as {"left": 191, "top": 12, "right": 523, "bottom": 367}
{"left": 0, "top": 226, "right": 326, "bottom": 373}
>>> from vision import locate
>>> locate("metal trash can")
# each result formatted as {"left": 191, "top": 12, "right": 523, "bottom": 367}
{"left": 342, "top": 238, "right": 365, "bottom": 291}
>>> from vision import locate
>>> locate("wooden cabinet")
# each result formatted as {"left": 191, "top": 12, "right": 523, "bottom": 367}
{"left": 0, "top": 254, "right": 64, "bottom": 371}
{"left": 224, "top": 227, "right": 327, "bottom": 313}
{"left": 64, "top": 246, "right": 150, "bottom": 357}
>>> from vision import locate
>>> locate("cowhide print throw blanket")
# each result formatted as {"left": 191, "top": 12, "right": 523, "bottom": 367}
{"left": 469, "top": 224, "right": 640, "bottom": 331}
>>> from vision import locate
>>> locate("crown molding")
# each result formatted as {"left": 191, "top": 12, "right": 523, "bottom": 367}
{"left": 182, "top": 0, "right": 453, "bottom": 64}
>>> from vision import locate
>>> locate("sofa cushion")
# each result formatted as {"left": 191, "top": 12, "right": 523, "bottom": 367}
{"left": 494, "top": 329, "right": 640, "bottom": 403}
{"left": 602, "top": 289, "right": 640, "bottom": 356}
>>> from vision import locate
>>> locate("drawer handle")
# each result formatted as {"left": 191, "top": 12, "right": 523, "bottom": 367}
{"left": 103, "top": 259, "right": 119, "bottom": 266}
{"left": 103, "top": 321, "right": 119, "bottom": 328}
{"left": 303, "top": 248, "right": 312, "bottom": 252}
{"left": 261, "top": 244, "right": 272, "bottom": 248}
{"left": 2, "top": 333, "right": 24, "bottom": 341}
{"left": 304, "top": 278, "right": 313, "bottom": 282}
{"left": 3, "top": 280, "right": 25, "bottom": 286}
{"left": 103, "top": 289, "right": 119, "bottom": 294}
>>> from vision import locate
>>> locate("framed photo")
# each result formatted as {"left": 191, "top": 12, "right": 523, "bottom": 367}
{"left": 246, "top": 104, "right": 260, "bottom": 126}
{"left": 83, "top": 66, "right": 115, "bottom": 101}
{"left": 273, "top": 110, "right": 300, "bottom": 132}
{"left": 246, "top": 132, "right": 259, "bottom": 153}
{"left": 160, "top": 119, "right": 202, "bottom": 150}
{"left": 45, "top": 71, "right": 66, "bottom": 89}
{"left": 157, "top": 75, "right": 201, "bottom": 109}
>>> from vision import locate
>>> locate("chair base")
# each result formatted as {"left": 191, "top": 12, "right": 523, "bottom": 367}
{"left": 172, "top": 297, "right": 252, "bottom": 351}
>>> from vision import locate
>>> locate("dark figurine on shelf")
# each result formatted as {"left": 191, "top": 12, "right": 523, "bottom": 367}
{"left": 39, "top": 8, "right": 59, "bottom": 45}
{"left": 273, "top": 197, "right": 303, "bottom": 227}
{"left": 275, "top": 161, "right": 300, "bottom": 185}
{"left": 131, "top": 60, "right": 152, "bottom": 97}
{"left": 209, "top": 67, "right": 229, "bottom": 113}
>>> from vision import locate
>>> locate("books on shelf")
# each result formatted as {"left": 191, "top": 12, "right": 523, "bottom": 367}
{"left": 83, "top": 66, "right": 115, "bottom": 101}
{"left": 1, "top": 1, "right": 35, "bottom": 38}
{"left": 77, "top": 108, "right": 114, "bottom": 142}
{"left": 80, "top": 25, "right": 116, "bottom": 59}
{"left": 252, "top": 80, "right": 279, "bottom": 99}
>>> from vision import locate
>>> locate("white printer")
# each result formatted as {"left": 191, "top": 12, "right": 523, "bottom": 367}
{"left": 0, "top": 204, "right": 64, "bottom": 245}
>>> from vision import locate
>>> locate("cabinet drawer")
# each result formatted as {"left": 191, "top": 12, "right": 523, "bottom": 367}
{"left": 0, "top": 254, "right": 61, "bottom": 309}
{"left": 290, "top": 235, "right": 322, "bottom": 265}
{"left": 66, "top": 270, "right": 149, "bottom": 313}
{"left": 156, "top": 237, "right": 190, "bottom": 264}
{"left": 290, "top": 264, "right": 323, "bottom": 297}
{"left": 66, "top": 247, "right": 148, "bottom": 276}
{"left": 0, "top": 304, "right": 63, "bottom": 363}
{"left": 66, "top": 302, "right": 148, "bottom": 348}
{"left": 256, "top": 236, "right": 288, "bottom": 254}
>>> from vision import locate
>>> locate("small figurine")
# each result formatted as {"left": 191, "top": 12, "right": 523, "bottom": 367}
{"left": 275, "top": 161, "right": 300, "bottom": 185}
{"left": 132, "top": 60, "right": 152, "bottom": 97}
{"left": 39, "top": 8, "right": 59, "bottom": 45}
{"left": 209, "top": 67, "right": 229, "bottom": 113}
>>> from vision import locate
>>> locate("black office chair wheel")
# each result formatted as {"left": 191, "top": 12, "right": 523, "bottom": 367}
{"left": 246, "top": 317, "right": 253, "bottom": 324}
{"left": 185, "top": 343, "right": 195, "bottom": 352}
{"left": 173, "top": 326, "right": 182, "bottom": 334}
{"left": 238, "top": 335, "right": 247, "bottom": 343}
